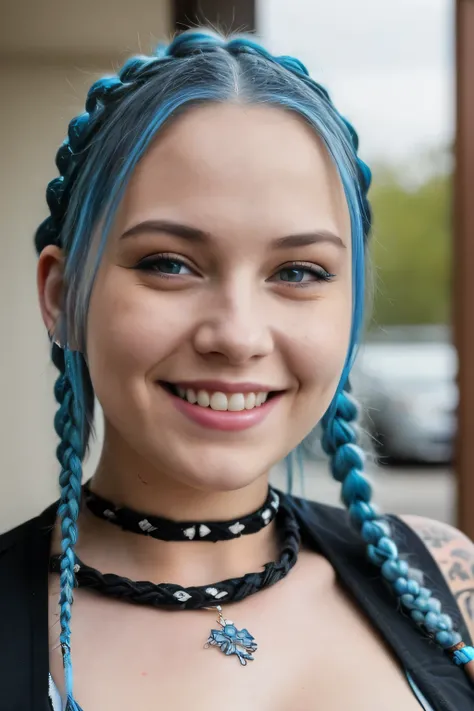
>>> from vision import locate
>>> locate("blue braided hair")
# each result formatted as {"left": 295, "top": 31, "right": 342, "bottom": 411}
{"left": 34, "top": 29, "right": 473, "bottom": 708}
{"left": 50, "top": 344, "right": 87, "bottom": 710}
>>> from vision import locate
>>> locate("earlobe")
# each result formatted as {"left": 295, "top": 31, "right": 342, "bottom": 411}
{"left": 37, "top": 245, "right": 66, "bottom": 341}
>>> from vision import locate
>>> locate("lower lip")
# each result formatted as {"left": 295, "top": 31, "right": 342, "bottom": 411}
{"left": 163, "top": 388, "right": 282, "bottom": 432}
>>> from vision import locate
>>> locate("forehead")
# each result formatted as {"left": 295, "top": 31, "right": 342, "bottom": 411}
{"left": 119, "top": 103, "right": 350, "bottom": 241}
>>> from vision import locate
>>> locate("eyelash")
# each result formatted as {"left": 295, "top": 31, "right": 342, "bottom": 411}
{"left": 135, "top": 254, "right": 336, "bottom": 286}
{"left": 275, "top": 262, "right": 335, "bottom": 287}
{"left": 136, "top": 253, "right": 195, "bottom": 277}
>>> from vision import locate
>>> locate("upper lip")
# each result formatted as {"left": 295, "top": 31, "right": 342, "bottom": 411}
{"left": 164, "top": 380, "right": 282, "bottom": 394}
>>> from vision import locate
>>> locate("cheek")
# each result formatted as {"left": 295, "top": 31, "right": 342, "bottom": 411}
{"left": 85, "top": 269, "right": 183, "bottom": 401}
{"left": 288, "top": 290, "right": 352, "bottom": 407}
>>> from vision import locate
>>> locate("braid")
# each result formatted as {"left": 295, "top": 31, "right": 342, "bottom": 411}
{"left": 35, "top": 61, "right": 165, "bottom": 257}
{"left": 321, "top": 386, "right": 474, "bottom": 670}
{"left": 52, "top": 346, "right": 85, "bottom": 710}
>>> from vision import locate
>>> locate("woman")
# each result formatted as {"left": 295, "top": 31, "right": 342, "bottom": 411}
{"left": 0, "top": 29, "right": 473, "bottom": 711}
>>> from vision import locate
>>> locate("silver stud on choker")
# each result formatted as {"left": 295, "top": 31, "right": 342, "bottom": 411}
{"left": 83, "top": 481, "right": 281, "bottom": 542}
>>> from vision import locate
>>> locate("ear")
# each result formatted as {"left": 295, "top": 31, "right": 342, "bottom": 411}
{"left": 37, "top": 245, "right": 65, "bottom": 341}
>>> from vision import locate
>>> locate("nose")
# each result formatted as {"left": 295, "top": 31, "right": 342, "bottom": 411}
{"left": 193, "top": 283, "right": 274, "bottom": 365}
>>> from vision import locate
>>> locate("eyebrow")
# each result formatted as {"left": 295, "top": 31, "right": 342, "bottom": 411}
{"left": 121, "top": 219, "right": 346, "bottom": 249}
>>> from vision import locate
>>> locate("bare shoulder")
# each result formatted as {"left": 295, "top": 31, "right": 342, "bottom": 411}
{"left": 401, "top": 514, "right": 474, "bottom": 640}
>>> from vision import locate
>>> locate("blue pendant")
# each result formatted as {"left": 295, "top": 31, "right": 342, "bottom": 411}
{"left": 205, "top": 606, "right": 258, "bottom": 666}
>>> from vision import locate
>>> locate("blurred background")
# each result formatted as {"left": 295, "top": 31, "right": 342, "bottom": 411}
{"left": 1, "top": 0, "right": 473, "bottom": 534}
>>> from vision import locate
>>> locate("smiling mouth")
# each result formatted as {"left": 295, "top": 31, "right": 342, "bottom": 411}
{"left": 159, "top": 382, "right": 280, "bottom": 412}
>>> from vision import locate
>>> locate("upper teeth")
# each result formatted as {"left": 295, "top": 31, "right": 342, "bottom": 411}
{"left": 175, "top": 388, "right": 269, "bottom": 411}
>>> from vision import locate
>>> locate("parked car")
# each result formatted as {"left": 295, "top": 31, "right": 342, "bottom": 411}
{"left": 352, "top": 338, "right": 457, "bottom": 464}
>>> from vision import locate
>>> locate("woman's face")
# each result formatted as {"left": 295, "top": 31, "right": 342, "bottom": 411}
{"left": 86, "top": 103, "right": 352, "bottom": 491}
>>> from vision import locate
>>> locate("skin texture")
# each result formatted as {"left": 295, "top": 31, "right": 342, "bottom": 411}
{"left": 38, "top": 104, "right": 464, "bottom": 709}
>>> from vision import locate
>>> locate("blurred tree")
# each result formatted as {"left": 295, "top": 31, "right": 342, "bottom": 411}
{"left": 368, "top": 151, "right": 452, "bottom": 327}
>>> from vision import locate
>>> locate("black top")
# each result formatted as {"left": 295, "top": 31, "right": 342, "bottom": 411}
{"left": 0, "top": 494, "right": 473, "bottom": 711}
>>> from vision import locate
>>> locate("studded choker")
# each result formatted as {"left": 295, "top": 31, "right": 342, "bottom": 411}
{"left": 83, "top": 481, "right": 280, "bottom": 542}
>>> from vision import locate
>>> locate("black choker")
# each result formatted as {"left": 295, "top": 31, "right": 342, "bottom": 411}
{"left": 50, "top": 495, "right": 300, "bottom": 665}
{"left": 83, "top": 482, "right": 280, "bottom": 542}
{"left": 51, "top": 495, "right": 299, "bottom": 609}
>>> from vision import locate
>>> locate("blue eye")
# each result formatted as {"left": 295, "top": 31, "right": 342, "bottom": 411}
{"left": 137, "top": 255, "right": 193, "bottom": 276}
{"left": 276, "top": 265, "right": 335, "bottom": 284}
{"left": 155, "top": 258, "right": 186, "bottom": 275}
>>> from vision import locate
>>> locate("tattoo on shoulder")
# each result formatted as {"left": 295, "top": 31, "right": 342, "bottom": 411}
{"left": 448, "top": 561, "right": 471, "bottom": 582}
{"left": 451, "top": 548, "right": 472, "bottom": 561}
{"left": 447, "top": 549, "right": 474, "bottom": 584}
{"left": 438, "top": 546, "right": 474, "bottom": 622}
{"left": 418, "top": 525, "right": 456, "bottom": 549}
{"left": 456, "top": 589, "right": 474, "bottom": 621}
{"left": 412, "top": 521, "right": 474, "bottom": 626}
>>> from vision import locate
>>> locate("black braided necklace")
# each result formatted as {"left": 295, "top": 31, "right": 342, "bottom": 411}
{"left": 83, "top": 481, "right": 281, "bottom": 542}
{"left": 50, "top": 494, "right": 300, "bottom": 665}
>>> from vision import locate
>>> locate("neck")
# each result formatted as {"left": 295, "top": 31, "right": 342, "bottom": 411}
{"left": 70, "top": 431, "right": 280, "bottom": 587}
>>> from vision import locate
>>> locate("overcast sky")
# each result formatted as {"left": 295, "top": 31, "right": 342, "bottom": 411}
{"left": 257, "top": 0, "right": 454, "bottom": 164}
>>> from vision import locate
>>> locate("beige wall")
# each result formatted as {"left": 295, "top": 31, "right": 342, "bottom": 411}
{"left": 0, "top": 2, "right": 171, "bottom": 531}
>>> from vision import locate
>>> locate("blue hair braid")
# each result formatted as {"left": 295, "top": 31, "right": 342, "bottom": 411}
{"left": 52, "top": 344, "right": 85, "bottom": 711}
{"left": 320, "top": 385, "right": 472, "bottom": 661}
{"left": 33, "top": 28, "right": 474, "bottom": 701}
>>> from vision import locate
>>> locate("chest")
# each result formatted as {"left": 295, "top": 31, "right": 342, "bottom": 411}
{"left": 48, "top": 564, "right": 425, "bottom": 711}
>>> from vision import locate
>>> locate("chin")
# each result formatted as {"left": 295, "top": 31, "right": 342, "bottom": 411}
{"left": 147, "top": 439, "right": 277, "bottom": 494}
